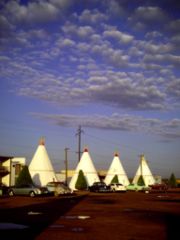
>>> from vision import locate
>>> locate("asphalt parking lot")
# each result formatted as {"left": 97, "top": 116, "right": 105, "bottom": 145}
{"left": 0, "top": 190, "right": 180, "bottom": 240}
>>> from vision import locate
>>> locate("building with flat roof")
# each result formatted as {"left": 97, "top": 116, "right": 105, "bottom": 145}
{"left": 0, "top": 156, "right": 26, "bottom": 186}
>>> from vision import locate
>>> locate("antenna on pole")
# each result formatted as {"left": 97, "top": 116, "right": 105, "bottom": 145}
{"left": 76, "top": 125, "right": 84, "bottom": 162}
{"left": 140, "top": 154, "right": 144, "bottom": 176}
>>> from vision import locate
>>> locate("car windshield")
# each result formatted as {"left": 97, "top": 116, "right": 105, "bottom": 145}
{"left": 98, "top": 182, "right": 105, "bottom": 186}
{"left": 16, "top": 184, "right": 34, "bottom": 188}
{"left": 47, "top": 182, "right": 67, "bottom": 188}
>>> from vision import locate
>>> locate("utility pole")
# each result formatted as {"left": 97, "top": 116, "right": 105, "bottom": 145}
{"left": 64, "top": 147, "right": 69, "bottom": 186}
{"left": 140, "top": 154, "right": 143, "bottom": 177}
{"left": 76, "top": 126, "right": 84, "bottom": 162}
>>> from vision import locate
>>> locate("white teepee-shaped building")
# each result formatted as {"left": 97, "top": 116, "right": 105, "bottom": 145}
{"left": 69, "top": 148, "right": 100, "bottom": 190}
{"left": 104, "top": 153, "right": 130, "bottom": 186}
{"left": 29, "top": 138, "right": 57, "bottom": 186}
{"left": 132, "top": 154, "right": 155, "bottom": 187}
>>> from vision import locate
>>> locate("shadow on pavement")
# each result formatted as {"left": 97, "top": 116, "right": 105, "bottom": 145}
{"left": 166, "top": 213, "right": 180, "bottom": 240}
{"left": 0, "top": 195, "right": 86, "bottom": 240}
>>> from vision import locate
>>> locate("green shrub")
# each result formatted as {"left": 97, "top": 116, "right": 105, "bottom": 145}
{"left": 168, "top": 173, "right": 177, "bottom": 188}
{"left": 111, "top": 174, "right": 119, "bottom": 184}
{"left": 75, "top": 170, "right": 88, "bottom": 190}
{"left": 137, "top": 175, "right": 145, "bottom": 186}
{"left": 15, "top": 165, "right": 33, "bottom": 186}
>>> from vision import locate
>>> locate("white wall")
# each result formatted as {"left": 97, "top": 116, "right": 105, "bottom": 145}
{"left": 2, "top": 157, "right": 26, "bottom": 186}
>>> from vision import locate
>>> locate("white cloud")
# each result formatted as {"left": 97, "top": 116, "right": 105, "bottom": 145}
{"left": 5, "top": 0, "right": 59, "bottom": 23}
{"left": 106, "top": 0, "right": 126, "bottom": 17}
{"left": 145, "top": 54, "right": 180, "bottom": 68}
{"left": 27, "top": 29, "right": 49, "bottom": 39}
{"left": 128, "top": 46, "right": 143, "bottom": 57}
{"left": 77, "top": 26, "right": 94, "bottom": 38}
{"left": 103, "top": 29, "right": 134, "bottom": 44}
{"left": 171, "top": 34, "right": 180, "bottom": 44}
{"left": 88, "top": 76, "right": 108, "bottom": 84}
{"left": 145, "top": 31, "right": 163, "bottom": 39}
{"left": 128, "top": 6, "right": 168, "bottom": 31}
{"left": 62, "top": 22, "right": 94, "bottom": 38}
{"left": 90, "top": 34, "right": 102, "bottom": 43}
{"left": 91, "top": 43, "right": 129, "bottom": 67}
{"left": 166, "top": 78, "right": 180, "bottom": 99}
{"left": 0, "top": 0, "right": 179, "bottom": 113}
{"left": 3, "top": 54, "right": 169, "bottom": 110}
{"left": 144, "top": 43, "right": 172, "bottom": 54}
{"left": 133, "top": 6, "right": 167, "bottom": 23}
{"left": 78, "top": 9, "right": 108, "bottom": 23}
{"left": 31, "top": 112, "right": 180, "bottom": 140}
{"left": 49, "top": 0, "right": 72, "bottom": 8}
{"left": 167, "top": 19, "right": 180, "bottom": 32}
{"left": 56, "top": 38, "right": 75, "bottom": 47}
{"left": 0, "top": 14, "right": 14, "bottom": 32}
{"left": 77, "top": 42, "right": 90, "bottom": 52}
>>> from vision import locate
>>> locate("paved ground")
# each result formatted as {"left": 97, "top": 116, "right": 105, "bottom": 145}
{"left": 0, "top": 190, "right": 180, "bottom": 240}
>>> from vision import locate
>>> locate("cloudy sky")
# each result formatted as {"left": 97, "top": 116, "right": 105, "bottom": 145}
{"left": 0, "top": 0, "right": 180, "bottom": 178}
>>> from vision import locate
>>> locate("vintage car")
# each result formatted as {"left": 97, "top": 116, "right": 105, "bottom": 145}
{"left": 126, "top": 184, "right": 149, "bottom": 192}
{"left": 149, "top": 183, "right": 168, "bottom": 192}
{"left": 88, "top": 182, "right": 111, "bottom": 193}
{"left": 8, "top": 184, "right": 49, "bottom": 197}
{"left": 46, "top": 182, "right": 73, "bottom": 196}
{"left": 109, "top": 183, "right": 127, "bottom": 192}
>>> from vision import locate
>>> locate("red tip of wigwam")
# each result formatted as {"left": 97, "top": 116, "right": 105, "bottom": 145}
{"left": 84, "top": 148, "right": 88, "bottom": 152}
{"left": 39, "top": 137, "right": 45, "bottom": 146}
{"left": 114, "top": 152, "right": 119, "bottom": 157}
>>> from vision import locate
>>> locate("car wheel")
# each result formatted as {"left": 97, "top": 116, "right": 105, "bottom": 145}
{"left": 54, "top": 191, "right": 59, "bottom": 197}
{"left": 8, "top": 190, "right": 14, "bottom": 197}
{"left": 29, "top": 191, "right": 35, "bottom": 197}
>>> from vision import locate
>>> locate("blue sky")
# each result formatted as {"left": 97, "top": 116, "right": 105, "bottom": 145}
{"left": 0, "top": 0, "right": 180, "bottom": 178}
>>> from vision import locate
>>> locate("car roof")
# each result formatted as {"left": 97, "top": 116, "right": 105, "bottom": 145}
{"left": 47, "top": 182, "right": 64, "bottom": 184}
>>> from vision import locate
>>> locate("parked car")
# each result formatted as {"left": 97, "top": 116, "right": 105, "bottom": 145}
{"left": 126, "top": 184, "right": 149, "bottom": 192}
{"left": 88, "top": 182, "right": 111, "bottom": 193}
{"left": 8, "top": 184, "right": 49, "bottom": 197}
{"left": 109, "top": 183, "right": 126, "bottom": 192}
{"left": 0, "top": 183, "right": 9, "bottom": 196}
{"left": 149, "top": 183, "right": 168, "bottom": 192}
{"left": 46, "top": 182, "right": 73, "bottom": 196}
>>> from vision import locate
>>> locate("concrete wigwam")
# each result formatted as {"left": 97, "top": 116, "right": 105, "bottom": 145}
{"left": 132, "top": 154, "right": 155, "bottom": 187}
{"left": 69, "top": 148, "right": 100, "bottom": 190}
{"left": 29, "top": 138, "right": 57, "bottom": 186}
{"left": 104, "top": 153, "right": 130, "bottom": 186}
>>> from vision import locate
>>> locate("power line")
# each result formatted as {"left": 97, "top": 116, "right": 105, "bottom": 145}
{"left": 84, "top": 132, "right": 143, "bottom": 153}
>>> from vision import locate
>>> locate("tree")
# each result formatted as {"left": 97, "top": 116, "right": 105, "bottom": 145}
{"left": 137, "top": 175, "right": 145, "bottom": 186}
{"left": 111, "top": 175, "right": 119, "bottom": 184}
{"left": 75, "top": 170, "right": 87, "bottom": 190}
{"left": 15, "top": 165, "right": 33, "bottom": 186}
{"left": 168, "top": 173, "right": 177, "bottom": 188}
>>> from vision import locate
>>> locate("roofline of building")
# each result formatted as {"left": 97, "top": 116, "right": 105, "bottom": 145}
{"left": 0, "top": 156, "right": 13, "bottom": 163}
